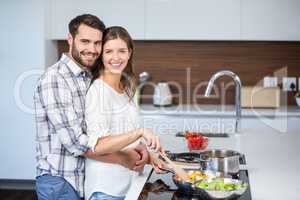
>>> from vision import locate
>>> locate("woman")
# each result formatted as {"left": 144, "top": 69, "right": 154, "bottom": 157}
{"left": 85, "top": 26, "right": 164, "bottom": 200}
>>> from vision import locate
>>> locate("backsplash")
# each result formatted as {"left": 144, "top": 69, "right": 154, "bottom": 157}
{"left": 57, "top": 41, "right": 300, "bottom": 105}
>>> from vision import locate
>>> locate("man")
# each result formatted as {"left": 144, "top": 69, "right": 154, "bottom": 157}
{"left": 34, "top": 14, "right": 150, "bottom": 200}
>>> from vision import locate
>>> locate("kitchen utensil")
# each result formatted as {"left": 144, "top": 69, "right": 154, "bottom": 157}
{"left": 171, "top": 169, "right": 247, "bottom": 199}
{"left": 172, "top": 174, "right": 209, "bottom": 197}
{"left": 135, "top": 72, "right": 150, "bottom": 106}
{"left": 153, "top": 82, "right": 172, "bottom": 106}
{"left": 167, "top": 169, "right": 210, "bottom": 196}
{"left": 159, "top": 152, "right": 190, "bottom": 181}
{"left": 296, "top": 97, "right": 300, "bottom": 107}
{"left": 166, "top": 151, "right": 201, "bottom": 163}
{"left": 241, "top": 86, "right": 280, "bottom": 108}
{"left": 139, "top": 71, "right": 150, "bottom": 83}
{"left": 199, "top": 149, "right": 240, "bottom": 175}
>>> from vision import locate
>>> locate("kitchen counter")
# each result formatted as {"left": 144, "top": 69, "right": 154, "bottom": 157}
{"left": 139, "top": 104, "right": 300, "bottom": 118}
{"left": 125, "top": 127, "right": 300, "bottom": 200}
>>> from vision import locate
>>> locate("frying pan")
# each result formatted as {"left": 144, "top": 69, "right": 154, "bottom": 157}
{"left": 161, "top": 168, "right": 247, "bottom": 199}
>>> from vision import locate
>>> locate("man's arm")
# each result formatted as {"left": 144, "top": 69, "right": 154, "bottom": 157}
{"left": 36, "top": 74, "right": 89, "bottom": 156}
{"left": 83, "top": 148, "right": 142, "bottom": 171}
{"left": 134, "top": 143, "right": 167, "bottom": 173}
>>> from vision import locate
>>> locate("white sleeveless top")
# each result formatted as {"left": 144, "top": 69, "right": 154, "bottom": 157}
{"left": 84, "top": 79, "right": 140, "bottom": 199}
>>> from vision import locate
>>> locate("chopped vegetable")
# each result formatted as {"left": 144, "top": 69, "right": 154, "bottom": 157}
{"left": 185, "top": 131, "right": 208, "bottom": 151}
{"left": 195, "top": 177, "right": 248, "bottom": 191}
{"left": 188, "top": 171, "right": 208, "bottom": 182}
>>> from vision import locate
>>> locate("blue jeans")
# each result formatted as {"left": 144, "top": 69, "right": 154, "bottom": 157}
{"left": 89, "top": 192, "right": 125, "bottom": 200}
{"left": 36, "top": 174, "right": 81, "bottom": 200}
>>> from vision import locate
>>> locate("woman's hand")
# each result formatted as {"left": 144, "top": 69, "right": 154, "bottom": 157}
{"left": 139, "top": 128, "right": 161, "bottom": 152}
{"left": 120, "top": 148, "right": 142, "bottom": 171}
{"left": 149, "top": 153, "right": 168, "bottom": 174}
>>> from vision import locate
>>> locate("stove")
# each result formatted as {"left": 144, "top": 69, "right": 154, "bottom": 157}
{"left": 137, "top": 152, "right": 252, "bottom": 200}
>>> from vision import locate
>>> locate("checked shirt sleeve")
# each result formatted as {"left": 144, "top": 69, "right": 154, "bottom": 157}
{"left": 36, "top": 74, "right": 89, "bottom": 156}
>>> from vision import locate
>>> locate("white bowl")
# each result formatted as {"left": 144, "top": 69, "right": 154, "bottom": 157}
{"left": 296, "top": 97, "right": 300, "bottom": 107}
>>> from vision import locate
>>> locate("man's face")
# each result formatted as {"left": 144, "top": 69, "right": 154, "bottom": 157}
{"left": 68, "top": 24, "right": 102, "bottom": 69}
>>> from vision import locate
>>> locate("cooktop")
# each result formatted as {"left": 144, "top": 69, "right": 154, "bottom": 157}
{"left": 137, "top": 152, "right": 252, "bottom": 200}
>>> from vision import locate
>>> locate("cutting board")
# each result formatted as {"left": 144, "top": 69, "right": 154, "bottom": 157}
{"left": 241, "top": 86, "right": 280, "bottom": 108}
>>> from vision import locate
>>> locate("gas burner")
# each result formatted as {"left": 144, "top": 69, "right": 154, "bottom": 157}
{"left": 165, "top": 151, "right": 247, "bottom": 165}
{"left": 166, "top": 152, "right": 201, "bottom": 163}
{"left": 139, "top": 152, "right": 251, "bottom": 200}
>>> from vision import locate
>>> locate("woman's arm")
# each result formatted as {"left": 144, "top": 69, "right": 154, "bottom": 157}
{"left": 83, "top": 148, "right": 142, "bottom": 170}
{"left": 93, "top": 128, "right": 142, "bottom": 155}
{"left": 92, "top": 128, "right": 161, "bottom": 155}
{"left": 86, "top": 83, "right": 161, "bottom": 155}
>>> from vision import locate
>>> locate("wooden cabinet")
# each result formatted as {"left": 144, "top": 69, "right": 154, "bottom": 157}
{"left": 145, "top": 0, "right": 241, "bottom": 40}
{"left": 241, "top": 0, "right": 300, "bottom": 41}
{"left": 49, "top": 0, "right": 145, "bottom": 39}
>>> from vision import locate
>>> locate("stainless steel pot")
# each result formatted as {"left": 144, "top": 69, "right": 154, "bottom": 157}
{"left": 199, "top": 149, "right": 240, "bottom": 174}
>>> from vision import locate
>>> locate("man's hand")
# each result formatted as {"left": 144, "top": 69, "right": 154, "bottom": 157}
{"left": 120, "top": 148, "right": 142, "bottom": 171}
{"left": 133, "top": 143, "right": 150, "bottom": 172}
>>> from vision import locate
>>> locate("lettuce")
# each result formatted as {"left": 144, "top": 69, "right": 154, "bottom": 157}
{"left": 195, "top": 177, "right": 247, "bottom": 191}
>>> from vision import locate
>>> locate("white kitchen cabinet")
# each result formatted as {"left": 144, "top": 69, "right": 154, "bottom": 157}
{"left": 49, "top": 0, "right": 145, "bottom": 40}
{"left": 49, "top": 0, "right": 300, "bottom": 41}
{"left": 145, "top": 0, "right": 241, "bottom": 40}
{"left": 241, "top": 0, "right": 300, "bottom": 41}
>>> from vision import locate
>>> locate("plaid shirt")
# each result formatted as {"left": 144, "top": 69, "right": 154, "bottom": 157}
{"left": 34, "top": 54, "right": 93, "bottom": 197}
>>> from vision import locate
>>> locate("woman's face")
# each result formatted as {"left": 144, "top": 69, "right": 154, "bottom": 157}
{"left": 102, "top": 37, "right": 131, "bottom": 74}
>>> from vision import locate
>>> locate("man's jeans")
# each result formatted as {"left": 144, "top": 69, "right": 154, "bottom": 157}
{"left": 89, "top": 192, "right": 125, "bottom": 200}
{"left": 36, "top": 175, "right": 81, "bottom": 200}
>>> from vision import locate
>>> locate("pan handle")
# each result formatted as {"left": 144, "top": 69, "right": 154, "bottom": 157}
{"left": 158, "top": 167, "right": 175, "bottom": 175}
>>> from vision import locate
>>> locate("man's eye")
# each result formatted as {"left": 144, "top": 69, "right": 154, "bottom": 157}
{"left": 95, "top": 41, "right": 102, "bottom": 46}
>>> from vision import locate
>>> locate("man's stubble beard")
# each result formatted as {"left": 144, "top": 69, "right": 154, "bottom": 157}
{"left": 71, "top": 42, "right": 99, "bottom": 69}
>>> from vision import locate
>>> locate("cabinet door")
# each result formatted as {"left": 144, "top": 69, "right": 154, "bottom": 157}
{"left": 241, "top": 0, "right": 300, "bottom": 41}
{"left": 49, "top": 0, "right": 145, "bottom": 39}
{"left": 145, "top": 0, "right": 241, "bottom": 40}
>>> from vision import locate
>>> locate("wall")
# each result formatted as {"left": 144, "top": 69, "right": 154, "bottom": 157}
{"left": 0, "top": 0, "right": 56, "bottom": 180}
{"left": 58, "top": 40, "right": 300, "bottom": 105}
{"left": 134, "top": 41, "right": 300, "bottom": 105}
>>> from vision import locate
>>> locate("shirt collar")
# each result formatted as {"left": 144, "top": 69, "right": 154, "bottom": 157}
{"left": 61, "top": 53, "right": 92, "bottom": 78}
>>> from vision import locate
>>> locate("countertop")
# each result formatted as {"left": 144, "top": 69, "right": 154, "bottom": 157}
{"left": 139, "top": 104, "right": 300, "bottom": 117}
{"left": 125, "top": 127, "right": 300, "bottom": 200}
